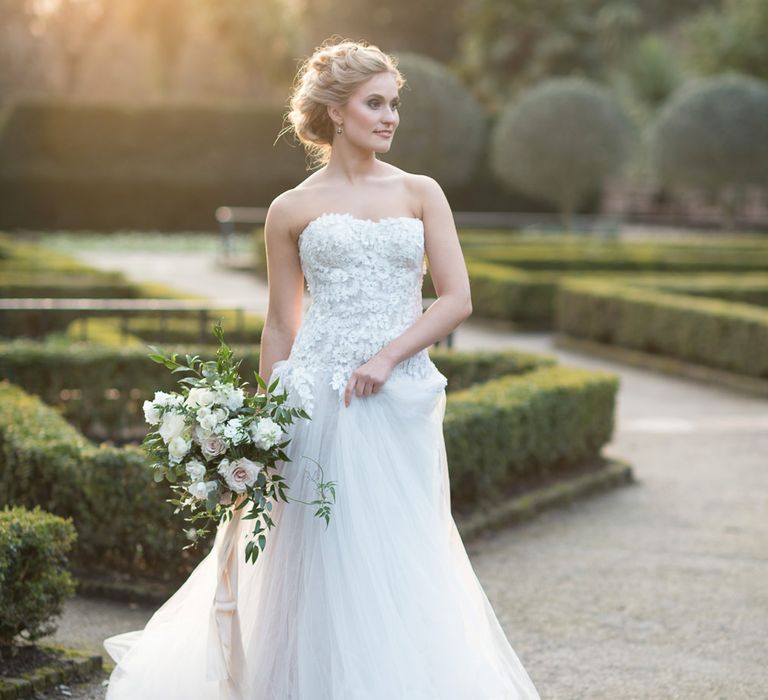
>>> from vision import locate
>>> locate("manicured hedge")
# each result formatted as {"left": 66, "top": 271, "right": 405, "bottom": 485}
{"left": 64, "top": 312, "right": 265, "bottom": 346}
{"left": 1, "top": 349, "right": 615, "bottom": 582}
{"left": 445, "top": 365, "right": 618, "bottom": 511}
{"left": 463, "top": 237, "right": 768, "bottom": 271}
{"left": 0, "top": 99, "right": 307, "bottom": 231}
{"left": 0, "top": 341, "right": 554, "bottom": 442}
{"left": 0, "top": 380, "right": 204, "bottom": 582}
{"left": 0, "top": 233, "right": 119, "bottom": 274}
{"left": 0, "top": 505, "right": 78, "bottom": 645}
{"left": 556, "top": 278, "right": 768, "bottom": 378}
{"left": 0, "top": 273, "right": 141, "bottom": 299}
{"left": 625, "top": 274, "right": 768, "bottom": 307}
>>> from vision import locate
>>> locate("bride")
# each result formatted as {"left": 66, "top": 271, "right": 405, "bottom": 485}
{"left": 103, "top": 38, "right": 541, "bottom": 699}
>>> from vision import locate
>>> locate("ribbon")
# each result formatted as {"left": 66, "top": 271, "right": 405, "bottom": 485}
{"left": 206, "top": 497, "right": 248, "bottom": 699}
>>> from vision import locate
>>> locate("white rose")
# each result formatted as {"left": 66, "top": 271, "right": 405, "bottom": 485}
{"left": 213, "top": 407, "right": 229, "bottom": 423}
{"left": 193, "top": 423, "right": 214, "bottom": 444}
{"left": 200, "top": 434, "right": 227, "bottom": 460}
{"left": 187, "top": 480, "right": 218, "bottom": 500}
{"left": 159, "top": 412, "right": 186, "bottom": 444}
{"left": 143, "top": 400, "right": 161, "bottom": 425}
{"left": 185, "top": 458, "right": 206, "bottom": 481}
{"left": 217, "top": 457, "right": 261, "bottom": 493}
{"left": 168, "top": 434, "right": 191, "bottom": 462}
{"left": 250, "top": 417, "right": 282, "bottom": 450}
{"left": 152, "top": 390, "right": 175, "bottom": 406}
{"left": 186, "top": 387, "right": 217, "bottom": 409}
{"left": 196, "top": 407, "right": 220, "bottom": 432}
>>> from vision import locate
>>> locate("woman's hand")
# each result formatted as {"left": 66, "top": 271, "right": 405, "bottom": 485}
{"left": 343, "top": 352, "right": 397, "bottom": 407}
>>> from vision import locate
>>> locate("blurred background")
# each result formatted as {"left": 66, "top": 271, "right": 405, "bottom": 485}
{"left": 2, "top": 4, "right": 768, "bottom": 698}
{"left": 1, "top": 0, "right": 767, "bottom": 231}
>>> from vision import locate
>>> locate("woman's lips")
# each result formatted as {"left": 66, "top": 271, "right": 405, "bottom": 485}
{"left": 374, "top": 131, "right": 392, "bottom": 137}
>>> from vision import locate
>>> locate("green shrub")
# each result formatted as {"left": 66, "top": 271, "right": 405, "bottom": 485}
{"left": 0, "top": 380, "right": 208, "bottom": 580}
{"left": 490, "top": 78, "right": 635, "bottom": 228}
{"left": 623, "top": 35, "right": 684, "bottom": 108}
{"left": 556, "top": 278, "right": 768, "bottom": 377}
{"left": 384, "top": 52, "right": 486, "bottom": 188}
{"left": 651, "top": 74, "right": 768, "bottom": 222}
{"left": 0, "top": 344, "right": 613, "bottom": 582}
{"left": 0, "top": 272, "right": 141, "bottom": 299}
{"left": 0, "top": 98, "right": 308, "bottom": 231}
{"left": 0, "top": 341, "right": 554, "bottom": 441}
{"left": 463, "top": 239, "right": 768, "bottom": 272}
{"left": 445, "top": 365, "right": 618, "bottom": 510}
{"left": 0, "top": 505, "right": 78, "bottom": 647}
{"left": 63, "top": 311, "right": 265, "bottom": 347}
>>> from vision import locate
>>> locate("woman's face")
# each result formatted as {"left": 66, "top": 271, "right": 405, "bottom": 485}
{"left": 330, "top": 71, "right": 400, "bottom": 153}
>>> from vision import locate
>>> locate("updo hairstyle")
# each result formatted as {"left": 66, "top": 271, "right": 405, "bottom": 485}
{"left": 284, "top": 38, "right": 405, "bottom": 168}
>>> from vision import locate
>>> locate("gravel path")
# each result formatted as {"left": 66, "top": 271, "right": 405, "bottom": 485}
{"left": 30, "top": 245, "right": 768, "bottom": 698}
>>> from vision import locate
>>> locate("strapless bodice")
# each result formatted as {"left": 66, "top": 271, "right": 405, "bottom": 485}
{"left": 271, "top": 212, "right": 446, "bottom": 414}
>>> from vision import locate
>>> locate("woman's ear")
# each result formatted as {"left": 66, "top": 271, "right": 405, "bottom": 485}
{"left": 326, "top": 103, "right": 343, "bottom": 126}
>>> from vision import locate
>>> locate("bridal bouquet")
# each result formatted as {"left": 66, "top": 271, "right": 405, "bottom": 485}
{"left": 141, "top": 320, "right": 336, "bottom": 565}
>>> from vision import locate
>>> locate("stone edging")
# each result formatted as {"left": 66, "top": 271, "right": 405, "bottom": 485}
{"left": 554, "top": 333, "right": 768, "bottom": 398}
{"left": 455, "top": 457, "right": 634, "bottom": 542}
{"left": 0, "top": 644, "right": 102, "bottom": 700}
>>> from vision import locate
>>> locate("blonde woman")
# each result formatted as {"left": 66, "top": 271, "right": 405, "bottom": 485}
{"left": 103, "top": 38, "right": 540, "bottom": 699}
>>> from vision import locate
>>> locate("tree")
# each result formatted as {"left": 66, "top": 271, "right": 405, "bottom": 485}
{"left": 456, "top": 0, "right": 721, "bottom": 111}
{"left": 383, "top": 53, "right": 486, "bottom": 189}
{"left": 34, "top": 0, "right": 112, "bottom": 95}
{"left": 198, "top": 0, "right": 296, "bottom": 94}
{"left": 650, "top": 73, "right": 768, "bottom": 228}
{"left": 456, "top": 0, "right": 644, "bottom": 111}
{"left": 683, "top": 0, "right": 768, "bottom": 81}
{"left": 295, "top": 0, "right": 464, "bottom": 64}
{"left": 490, "top": 77, "right": 635, "bottom": 229}
{"left": 121, "top": 0, "right": 194, "bottom": 97}
{"left": 0, "top": 0, "right": 47, "bottom": 103}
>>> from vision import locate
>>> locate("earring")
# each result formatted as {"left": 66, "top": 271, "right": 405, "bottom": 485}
{"left": 336, "top": 124, "right": 343, "bottom": 134}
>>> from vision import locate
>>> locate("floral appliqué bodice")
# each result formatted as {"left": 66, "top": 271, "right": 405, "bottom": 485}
{"left": 273, "top": 212, "right": 446, "bottom": 415}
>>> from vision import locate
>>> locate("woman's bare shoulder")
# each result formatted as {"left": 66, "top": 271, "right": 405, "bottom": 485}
{"left": 267, "top": 179, "right": 328, "bottom": 241}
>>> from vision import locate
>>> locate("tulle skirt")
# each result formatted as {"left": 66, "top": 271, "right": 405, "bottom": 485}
{"left": 103, "top": 362, "right": 540, "bottom": 699}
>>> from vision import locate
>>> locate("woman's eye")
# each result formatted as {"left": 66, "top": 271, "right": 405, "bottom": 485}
{"left": 368, "top": 101, "right": 400, "bottom": 109}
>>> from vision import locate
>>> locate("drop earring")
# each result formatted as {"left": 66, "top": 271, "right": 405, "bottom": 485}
{"left": 336, "top": 123, "right": 343, "bottom": 134}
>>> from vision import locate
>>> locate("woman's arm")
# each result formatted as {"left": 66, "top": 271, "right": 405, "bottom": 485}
{"left": 257, "top": 195, "right": 305, "bottom": 394}
{"left": 343, "top": 175, "right": 472, "bottom": 406}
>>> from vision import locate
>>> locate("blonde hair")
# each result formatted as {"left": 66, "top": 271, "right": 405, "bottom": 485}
{"left": 282, "top": 37, "right": 405, "bottom": 169}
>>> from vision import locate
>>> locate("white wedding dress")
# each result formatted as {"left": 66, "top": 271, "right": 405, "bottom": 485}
{"left": 103, "top": 212, "right": 541, "bottom": 699}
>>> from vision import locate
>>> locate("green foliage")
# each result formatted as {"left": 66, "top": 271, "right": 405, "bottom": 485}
{"left": 650, "top": 74, "right": 768, "bottom": 221}
{"left": 622, "top": 35, "right": 684, "bottom": 108}
{"left": 490, "top": 78, "right": 635, "bottom": 228}
{"left": 0, "top": 98, "right": 307, "bottom": 231}
{"left": 445, "top": 365, "right": 618, "bottom": 509}
{"left": 0, "top": 379, "right": 209, "bottom": 579}
{"left": 445, "top": 234, "right": 768, "bottom": 326}
{"left": 0, "top": 505, "right": 78, "bottom": 647}
{"left": 683, "top": 0, "right": 768, "bottom": 81}
{"left": 457, "top": 0, "right": 719, "bottom": 109}
{"left": 65, "top": 312, "right": 264, "bottom": 347}
{"left": 198, "top": 0, "right": 296, "bottom": 88}
{"left": 556, "top": 278, "right": 768, "bottom": 377}
{"left": 297, "top": 0, "right": 464, "bottom": 64}
{"left": 0, "top": 342, "right": 553, "bottom": 441}
{"left": 0, "top": 353, "right": 609, "bottom": 580}
{"left": 457, "top": 0, "right": 642, "bottom": 109}
{"left": 464, "top": 237, "right": 768, "bottom": 271}
{"left": 384, "top": 52, "right": 486, "bottom": 188}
